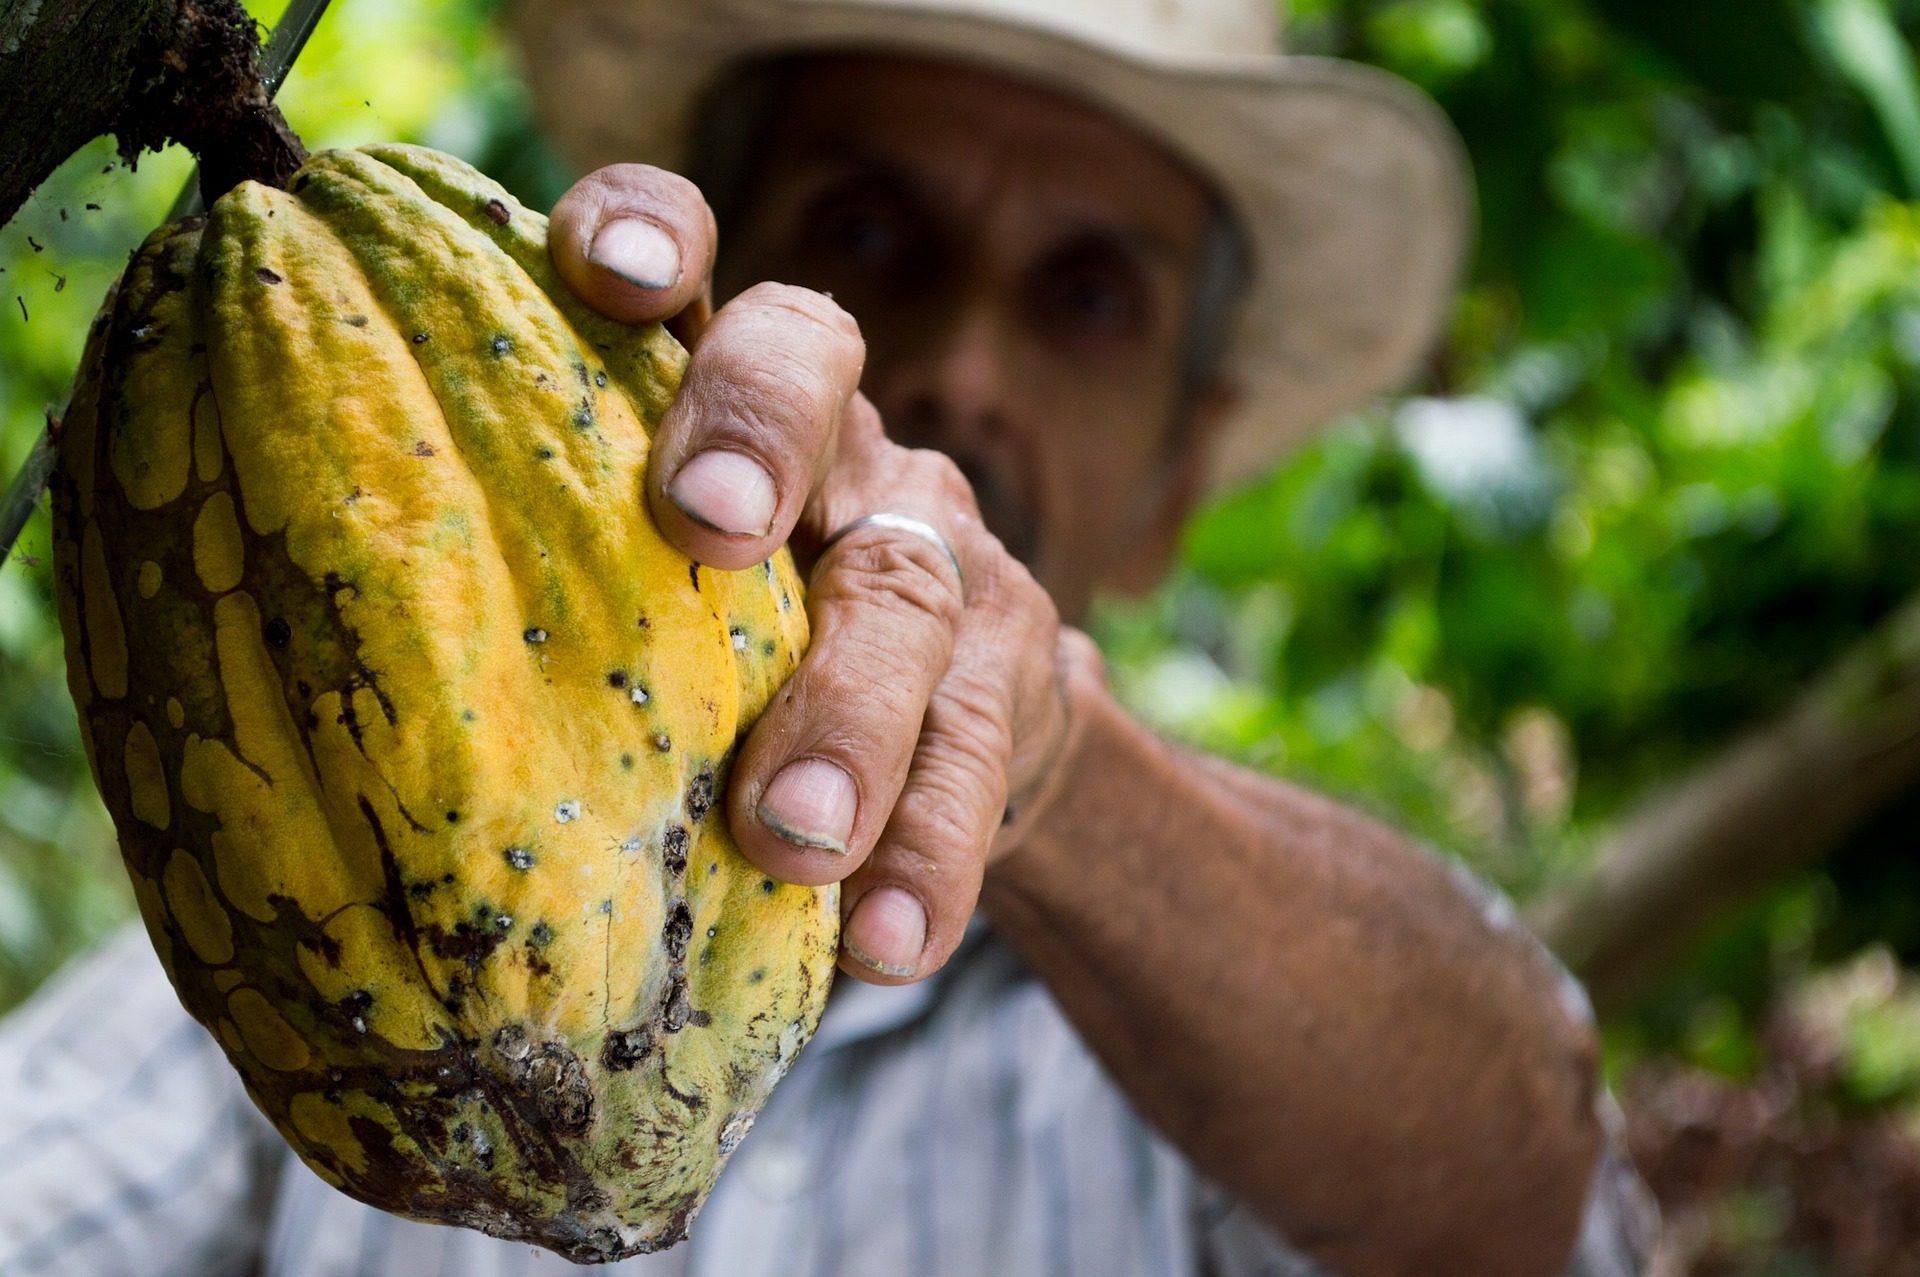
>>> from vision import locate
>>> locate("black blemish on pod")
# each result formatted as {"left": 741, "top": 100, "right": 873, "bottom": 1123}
{"left": 662, "top": 825, "right": 689, "bottom": 875}
{"left": 346, "top": 315, "right": 369, "bottom": 328}
{"left": 524, "top": 628, "right": 547, "bottom": 645}
{"left": 620, "top": 753, "right": 634, "bottom": 769}
{"left": 653, "top": 732, "right": 672, "bottom": 752}
{"left": 264, "top": 617, "right": 292, "bottom": 648}
{"left": 573, "top": 399, "right": 594, "bottom": 430}
{"left": 484, "top": 198, "right": 511, "bottom": 226}
{"left": 688, "top": 564, "right": 700, "bottom": 592}
{"left": 663, "top": 901, "right": 693, "bottom": 961}
{"left": 256, "top": 267, "right": 282, "bottom": 285}
{"left": 601, "top": 1029, "right": 652, "bottom": 1072}
{"left": 504, "top": 846, "right": 535, "bottom": 872}
{"left": 412, "top": 332, "right": 430, "bottom": 345}
{"left": 528, "top": 921, "right": 555, "bottom": 947}
{"left": 607, "top": 671, "right": 628, "bottom": 689}
{"left": 595, "top": 371, "right": 608, "bottom": 388}
{"left": 445, "top": 810, "right": 459, "bottom": 823}
{"left": 761, "top": 879, "right": 776, "bottom": 895}
{"left": 535, "top": 446, "right": 554, "bottom": 461}
{"left": 490, "top": 335, "right": 513, "bottom": 357}
{"left": 686, "top": 767, "right": 715, "bottom": 822}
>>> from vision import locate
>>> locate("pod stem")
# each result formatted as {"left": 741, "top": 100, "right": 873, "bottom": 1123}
{"left": 113, "top": 0, "right": 309, "bottom": 206}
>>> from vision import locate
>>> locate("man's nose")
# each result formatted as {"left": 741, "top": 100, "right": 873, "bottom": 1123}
{"left": 869, "top": 299, "right": 1015, "bottom": 451}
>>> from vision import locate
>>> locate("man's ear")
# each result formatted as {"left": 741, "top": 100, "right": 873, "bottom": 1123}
{"left": 1103, "top": 381, "right": 1239, "bottom": 597}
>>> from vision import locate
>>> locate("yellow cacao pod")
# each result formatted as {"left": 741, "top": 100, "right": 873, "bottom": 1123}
{"left": 50, "top": 144, "right": 837, "bottom": 1261}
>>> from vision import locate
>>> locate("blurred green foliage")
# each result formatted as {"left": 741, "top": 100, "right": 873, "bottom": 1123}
{"left": 1098, "top": 0, "right": 1920, "bottom": 1071}
{"left": 3, "top": 0, "right": 1920, "bottom": 1104}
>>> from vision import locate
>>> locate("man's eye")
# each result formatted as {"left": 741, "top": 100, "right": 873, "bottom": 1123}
{"left": 1029, "top": 246, "right": 1148, "bottom": 343}
{"left": 799, "top": 186, "right": 919, "bottom": 275}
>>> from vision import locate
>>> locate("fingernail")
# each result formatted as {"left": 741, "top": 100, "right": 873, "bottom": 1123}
{"left": 758, "top": 759, "right": 856, "bottom": 855}
{"left": 588, "top": 217, "right": 681, "bottom": 290}
{"left": 669, "top": 450, "right": 777, "bottom": 537}
{"left": 845, "top": 887, "right": 926, "bottom": 978}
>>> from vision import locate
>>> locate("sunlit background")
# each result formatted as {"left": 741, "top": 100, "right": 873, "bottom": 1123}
{"left": 8, "top": 0, "right": 1920, "bottom": 1269}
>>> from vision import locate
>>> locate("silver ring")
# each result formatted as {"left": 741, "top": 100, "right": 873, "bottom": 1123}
{"left": 817, "top": 513, "right": 964, "bottom": 590}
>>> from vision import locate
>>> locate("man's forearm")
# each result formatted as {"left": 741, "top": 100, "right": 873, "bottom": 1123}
{"left": 981, "top": 662, "right": 1603, "bottom": 1277}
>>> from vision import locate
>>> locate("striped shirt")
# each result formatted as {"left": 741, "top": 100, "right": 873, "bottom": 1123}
{"left": 0, "top": 920, "right": 1655, "bottom": 1277}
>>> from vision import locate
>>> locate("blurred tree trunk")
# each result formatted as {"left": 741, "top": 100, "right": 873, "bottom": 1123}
{"left": 0, "top": 0, "right": 301, "bottom": 229}
{"left": 1531, "top": 593, "right": 1920, "bottom": 1014}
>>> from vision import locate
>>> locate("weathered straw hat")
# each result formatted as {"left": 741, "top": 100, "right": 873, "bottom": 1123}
{"left": 509, "top": 0, "right": 1472, "bottom": 491}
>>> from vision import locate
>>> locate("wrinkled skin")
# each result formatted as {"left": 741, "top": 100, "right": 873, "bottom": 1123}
{"left": 545, "top": 55, "right": 1608, "bottom": 1277}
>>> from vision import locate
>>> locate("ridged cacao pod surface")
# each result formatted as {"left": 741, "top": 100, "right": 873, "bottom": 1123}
{"left": 50, "top": 144, "right": 838, "bottom": 1262}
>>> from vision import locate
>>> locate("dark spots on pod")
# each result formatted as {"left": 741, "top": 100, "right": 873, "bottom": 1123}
{"left": 574, "top": 362, "right": 590, "bottom": 388}
{"left": 662, "top": 978, "right": 691, "bottom": 1033}
{"left": 443, "top": 873, "right": 455, "bottom": 883}
{"left": 528, "top": 920, "right": 555, "bottom": 948}
{"left": 411, "top": 441, "right": 436, "bottom": 457}
{"left": 763, "top": 560, "right": 775, "bottom": 580}
{"left": 688, "top": 1010, "right": 712, "bottom": 1028}
{"left": 535, "top": 446, "right": 554, "bottom": 461}
{"left": 749, "top": 969, "right": 765, "bottom": 984}
{"left": 607, "top": 670, "right": 627, "bottom": 689}
{"left": 686, "top": 767, "right": 715, "bottom": 822}
{"left": 484, "top": 198, "right": 511, "bottom": 226}
{"left": 503, "top": 846, "right": 534, "bottom": 872}
{"left": 412, "top": 332, "right": 430, "bottom": 345}
{"left": 601, "top": 1028, "right": 653, "bottom": 1072}
{"left": 654, "top": 732, "right": 672, "bottom": 753}
{"left": 345, "top": 315, "right": 369, "bottom": 328}
{"left": 264, "top": 617, "right": 292, "bottom": 648}
{"left": 296, "top": 680, "right": 312, "bottom": 698}
{"left": 462, "top": 709, "right": 477, "bottom": 723}
{"left": 524, "top": 628, "right": 547, "bottom": 645}
{"left": 620, "top": 753, "right": 634, "bottom": 770}
{"left": 688, "top": 564, "right": 700, "bottom": 592}
{"left": 495, "top": 914, "right": 514, "bottom": 931}
{"left": 637, "top": 616, "right": 651, "bottom": 630}
{"left": 492, "top": 1025, "right": 593, "bottom": 1135}
{"left": 781, "top": 593, "right": 792, "bottom": 611}
{"left": 762, "top": 639, "right": 777, "bottom": 656}
{"left": 707, "top": 926, "right": 717, "bottom": 939}
{"left": 699, "top": 947, "right": 713, "bottom": 968}
{"left": 761, "top": 879, "right": 776, "bottom": 895}
{"left": 708, "top": 862, "right": 717, "bottom": 876}
{"left": 490, "top": 335, "right": 513, "bottom": 357}
{"left": 573, "top": 399, "right": 594, "bottom": 430}
{"left": 445, "top": 810, "right": 459, "bottom": 823}
{"left": 408, "top": 881, "right": 434, "bottom": 902}
{"left": 256, "top": 267, "right": 282, "bottom": 285}
{"left": 595, "top": 371, "right": 608, "bottom": 388}
{"left": 290, "top": 173, "right": 311, "bottom": 193}
{"left": 662, "top": 825, "right": 689, "bottom": 875}
{"left": 664, "top": 900, "right": 692, "bottom": 961}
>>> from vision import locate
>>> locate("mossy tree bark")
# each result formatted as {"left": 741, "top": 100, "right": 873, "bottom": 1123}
{"left": 0, "top": 0, "right": 303, "bottom": 229}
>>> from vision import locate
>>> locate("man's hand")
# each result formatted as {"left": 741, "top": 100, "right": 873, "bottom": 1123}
{"left": 550, "top": 165, "right": 1077, "bottom": 985}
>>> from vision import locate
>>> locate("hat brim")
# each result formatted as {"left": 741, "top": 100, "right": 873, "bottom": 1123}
{"left": 510, "top": 0, "right": 1472, "bottom": 491}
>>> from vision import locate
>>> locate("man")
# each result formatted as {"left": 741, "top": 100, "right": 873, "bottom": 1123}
{"left": 0, "top": 0, "right": 1656, "bottom": 1274}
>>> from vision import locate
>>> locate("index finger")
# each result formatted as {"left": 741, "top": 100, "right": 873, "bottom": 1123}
{"left": 548, "top": 164, "right": 717, "bottom": 326}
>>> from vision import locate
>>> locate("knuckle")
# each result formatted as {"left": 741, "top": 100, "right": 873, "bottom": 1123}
{"left": 739, "top": 282, "right": 864, "bottom": 346}
{"left": 816, "top": 535, "right": 965, "bottom": 629}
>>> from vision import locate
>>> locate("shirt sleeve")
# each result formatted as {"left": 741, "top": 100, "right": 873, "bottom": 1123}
{"left": 0, "top": 926, "right": 283, "bottom": 1277}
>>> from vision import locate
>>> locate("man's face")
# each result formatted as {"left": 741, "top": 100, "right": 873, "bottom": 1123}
{"left": 716, "top": 55, "right": 1225, "bottom": 622}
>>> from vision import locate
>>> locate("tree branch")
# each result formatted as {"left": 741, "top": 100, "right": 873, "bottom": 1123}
{"left": 0, "top": 0, "right": 303, "bottom": 229}
{"left": 1529, "top": 593, "right": 1920, "bottom": 1014}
